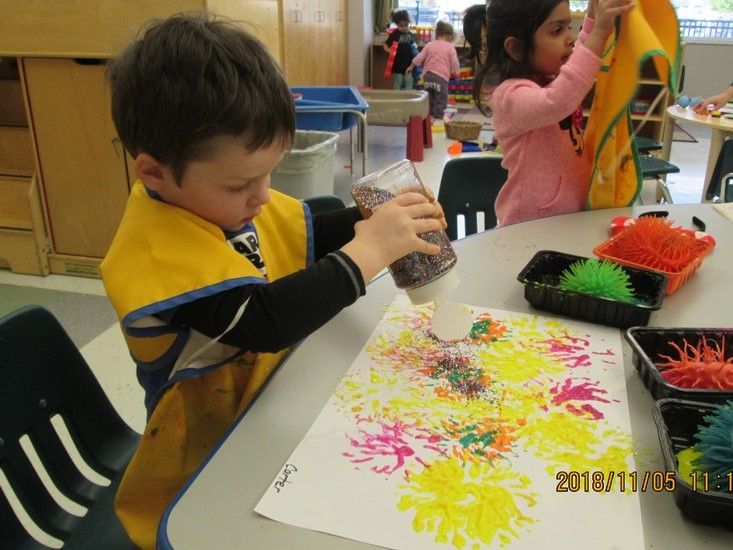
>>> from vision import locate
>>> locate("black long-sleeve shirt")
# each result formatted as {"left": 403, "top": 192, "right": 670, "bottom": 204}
{"left": 170, "top": 206, "right": 365, "bottom": 352}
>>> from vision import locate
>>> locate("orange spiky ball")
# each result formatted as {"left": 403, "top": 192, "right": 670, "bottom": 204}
{"left": 609, "top": 217, "right": 708, "bottom": 273}
{"left": 656, "top": 337, "right": 733, "bottom": 390}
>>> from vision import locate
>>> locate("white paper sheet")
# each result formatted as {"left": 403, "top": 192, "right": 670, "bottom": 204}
{"left": 256, "top": 297, "right": 644, "bottom": 549}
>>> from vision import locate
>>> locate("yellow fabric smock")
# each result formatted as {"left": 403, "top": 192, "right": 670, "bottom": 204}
{"left": 101, "top": 181, "right": 311, "bottom": 549}
{"left": 584, "top": 0, "right": 680, "bottom": 209}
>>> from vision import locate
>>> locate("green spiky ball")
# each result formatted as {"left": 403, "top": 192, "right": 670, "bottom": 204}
{"left": 557, "top": 259, "right": 635, "bottom": 303}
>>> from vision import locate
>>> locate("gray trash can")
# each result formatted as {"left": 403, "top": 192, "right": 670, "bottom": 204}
{"left": 271, "top": 130, "right": 339, "bottom": 199}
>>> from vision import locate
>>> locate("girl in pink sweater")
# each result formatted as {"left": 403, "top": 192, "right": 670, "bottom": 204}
{"left": 472, "top": 0, "right": 635, "bottom": 226}
{"left": 407, "top": 21, "right": 460, "bottom": 119}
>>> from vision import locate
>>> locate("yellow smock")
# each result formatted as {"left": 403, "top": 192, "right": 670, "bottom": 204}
{"left": 585, "top": 0, "right": 680, "bottom": 209}
{"left": 101, "top": 182, "right": 311, "bottom": 549}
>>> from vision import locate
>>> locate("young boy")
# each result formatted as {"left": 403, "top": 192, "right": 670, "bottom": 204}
{"left": 102, "top": 13, "right": 445, "bottom": 549}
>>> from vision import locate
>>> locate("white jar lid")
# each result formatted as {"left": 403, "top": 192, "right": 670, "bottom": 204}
{"left": 404, "top": 266, "right": 459, "bottom": 305}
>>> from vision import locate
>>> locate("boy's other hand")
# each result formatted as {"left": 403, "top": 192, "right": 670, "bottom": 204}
{"left": 341, "top": 192, "right": 445, "bottom": 282}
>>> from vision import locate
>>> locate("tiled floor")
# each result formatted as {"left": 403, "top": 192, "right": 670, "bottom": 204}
{"left": 0, "top": 114, "right": 714, "bottom": 436}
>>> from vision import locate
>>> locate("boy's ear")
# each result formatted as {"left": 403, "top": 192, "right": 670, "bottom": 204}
{"left": 134, "top": 153, "right": 172, "bottom": 191}
{"left": 503, "top": 36, "right": 524, "bottom": 62}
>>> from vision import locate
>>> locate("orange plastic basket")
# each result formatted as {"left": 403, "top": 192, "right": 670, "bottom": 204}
{"left": 593, "top": 232, "right": 715, "bottom": 295}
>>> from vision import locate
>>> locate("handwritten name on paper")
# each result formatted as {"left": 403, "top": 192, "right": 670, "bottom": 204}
{"left": 273, "top": 464, "right": 298, "bottom": 493}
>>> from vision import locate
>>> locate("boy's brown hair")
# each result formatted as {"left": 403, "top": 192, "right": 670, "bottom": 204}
{"left": 107, "top": 13, "right": 295, "bottom": 183}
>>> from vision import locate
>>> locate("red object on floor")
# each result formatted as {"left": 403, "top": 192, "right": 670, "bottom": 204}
{"left": 423, "top": 114, "right": 433, "bottom": 149}
{"left": 406, "top": 115, "right": 424, "bottom": 162}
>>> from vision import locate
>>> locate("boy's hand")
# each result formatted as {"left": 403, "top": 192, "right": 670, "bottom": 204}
{"left": 341, "top": 192, "right": 446, "bottom": 282}
{"left": 423, "top": 187, "right": 448, "bottom": 229}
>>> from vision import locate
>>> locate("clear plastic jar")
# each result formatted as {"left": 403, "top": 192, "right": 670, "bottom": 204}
{"left": 351, "top": 159, "right": 459, "bottom": 304}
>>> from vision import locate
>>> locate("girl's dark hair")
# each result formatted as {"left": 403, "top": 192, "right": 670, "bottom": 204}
{"left": 391, "top": 10, "right": 411, "bottom": 25}
{"left": 107, "top": 13, "right": 295, "bottom": 183}
{"left": 472, "top": 0, "right": 565, "bottom": 112}
{"left": 462, "top": 4, "right": 487, "bottom": 65}
{"left": 434, "top": 21, "right": 455, "bottom": 41}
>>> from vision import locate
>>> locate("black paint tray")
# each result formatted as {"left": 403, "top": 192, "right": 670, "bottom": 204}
{"left": 516, "top": 250, "right": 667, "bottom": 329}
{"left": 652, "top": 398, "right": 733, "bottom": 528}
{"left": 626, "top": 327, "right": 733, "bottom": 403}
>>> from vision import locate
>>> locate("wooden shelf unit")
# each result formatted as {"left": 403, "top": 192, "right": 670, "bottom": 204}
{"left": 0, "top": 60, "right": 49, "bottom": 275}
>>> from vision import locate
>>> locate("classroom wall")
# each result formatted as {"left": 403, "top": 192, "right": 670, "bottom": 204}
{"left": 348, "top": 0, "right": 373, "bottom": 85}
{"left": 681, "top": 42, "right": 733, "bottom": 98}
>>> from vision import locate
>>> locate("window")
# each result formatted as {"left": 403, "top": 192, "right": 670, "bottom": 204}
{"left": 398, "top": 0, "right": 733, "bottom": 41}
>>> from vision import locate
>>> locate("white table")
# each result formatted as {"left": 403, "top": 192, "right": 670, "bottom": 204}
{"left": 665, "top": 105, "right": 733, "bottom": 202}
{"left": 160, "top": 204, "right": 733, "bottom": 550}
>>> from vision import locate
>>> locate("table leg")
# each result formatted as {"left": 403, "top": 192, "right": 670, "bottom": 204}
{"left": 702, "top": 129, "right": 725, "bottom": 202}
{"left": 660, "top": 116, "right": 674, "bottom": 161}
{"left": 349, "top": 125, "right": 355, "bottom": 176}
{"left": 356, "top": 112, "right": 368, "bottom": 175}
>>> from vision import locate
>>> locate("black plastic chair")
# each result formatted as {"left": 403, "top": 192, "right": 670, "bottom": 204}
{"left": 0, "top": 305, "right": 139, "bottom": 549}
{"left": 303, "top": 195, "right": 346, "bottom": 216}
{"left": 634, "top": 136, "right": 663, "bottom": 154}
{"left": 704, "top": 137, "right": 733, "bottom": 202}
{"left": 639, "top": 155, "right": 680, "bottom": 204}
{"left": 437, "top": 156, "right": 508, "bottom": 241}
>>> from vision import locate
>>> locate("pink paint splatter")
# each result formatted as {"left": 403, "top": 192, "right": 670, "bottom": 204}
{"left": 564, "top": 403, "right": 604, "bottom": 420}
{"left": 542, "top": 333, "right": 592, "bottom": 368}
{"left": 342, "top": 419, "right": 445, "bottom": 474}
{"left": 549, "top": 378, "right": 615, "bottom": 419}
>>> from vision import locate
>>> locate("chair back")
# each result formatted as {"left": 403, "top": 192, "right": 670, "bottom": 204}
{"left": 0, "top": 305, "right": 138, "bottom": 548}
{"left": 437, "top": 157, "right": 508, "bottom": 240}
{"left": 303, "top": 195, "right": 346, "bottom": 216}
{"left": 705, "top": 137, "right": 733, "bottom": 202}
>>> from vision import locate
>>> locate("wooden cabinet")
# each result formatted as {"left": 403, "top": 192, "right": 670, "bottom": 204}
{"left": 22, "top": 58, "right": 131, "bottom": 261}
{"left": 0, "top": 1, "right": 283, "bottom": 277}
{"left": 281, "top": 0, "right": 348, "bottom": 85}
{"left": 0, "top": 61, "right": 48, "bottom": 275}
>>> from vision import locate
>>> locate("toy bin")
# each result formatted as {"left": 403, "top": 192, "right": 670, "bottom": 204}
{"left": 291, "top": 86, "right": 369, "bottom": 131}
{"left": 516, "top": 250, "right": 667, "bottom": 329}
{"left": 270, "top": 130, "right": 339, "bottom": 200}
{"left": 359, "top": 90, "right": 429, "bottom": 125}
{"left": 652, "top": 398, "right": 733, "bottom": 528}
{"left": 593, "top": 227, "right": 715, "bottom": 295}
{"left": 625, "top": 327, "right": 733, "bottom": 403}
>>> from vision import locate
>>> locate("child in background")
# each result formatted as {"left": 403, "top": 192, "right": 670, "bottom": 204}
{"left": 472, "top": 0, "right": 635, "bottom": 226}
{"left": 383, "top": 9, "right": 417, "bottom": 90}
{"left": 102, "top": 13, "right": 446, "bottom": 549}
{"left": 407, "top": 21, "right": 460, "bottom": 120}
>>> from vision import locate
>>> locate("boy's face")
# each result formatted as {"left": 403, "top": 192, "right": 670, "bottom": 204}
{"left": 396, "top": 21, "right": 410, "bottom": 32}
{"left": 150, "top": 135, "right": 286, "bottom": 232}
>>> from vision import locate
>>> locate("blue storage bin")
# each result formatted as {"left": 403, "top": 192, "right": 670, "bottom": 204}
{"left": 291, "top": 86, "right": 369, "bottom": 131}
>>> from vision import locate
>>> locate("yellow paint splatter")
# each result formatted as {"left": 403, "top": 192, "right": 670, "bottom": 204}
{"left": 397, "top": 457, "right": 537, "bottom": 548}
